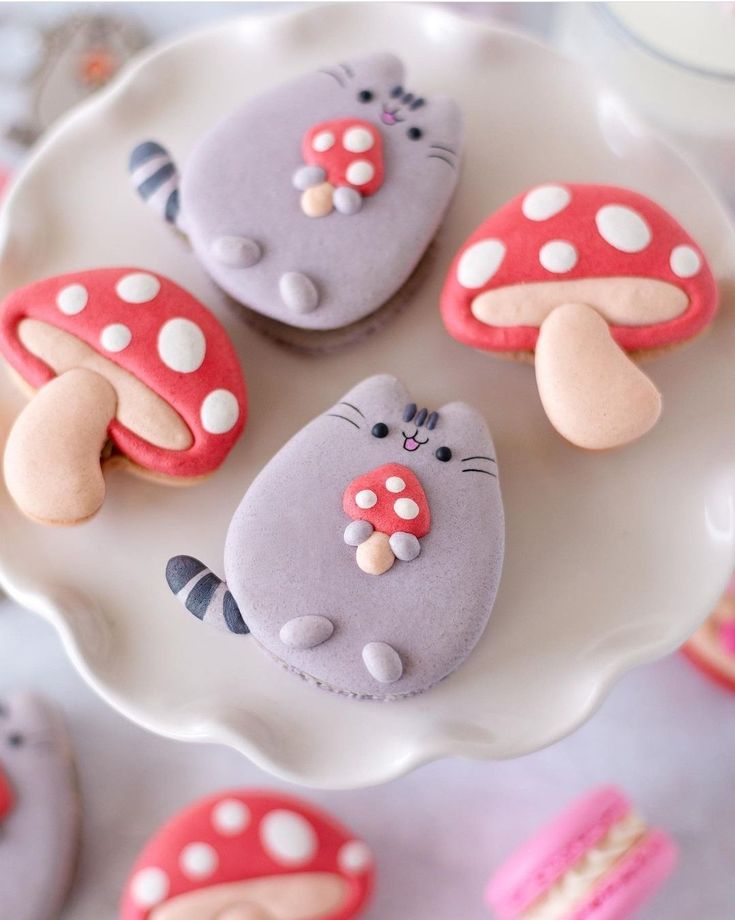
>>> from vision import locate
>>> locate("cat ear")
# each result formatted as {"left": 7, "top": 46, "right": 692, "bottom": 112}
{"left": 348, "top": 52, "right": 405, "bottom": 87}
{"left": 338, "top": 374, "right": 410, "bottom": 415}
{"left": 438, "top": 400, "right": 495, "bottom": 453}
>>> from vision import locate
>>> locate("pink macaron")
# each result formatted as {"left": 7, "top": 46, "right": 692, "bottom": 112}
{"left": 486, "top": 786, "right": 677, "bottom": 920}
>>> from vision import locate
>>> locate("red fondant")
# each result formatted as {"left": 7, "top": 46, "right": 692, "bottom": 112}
{"left": 120, "top": 789, "right": 374, "bottom": 920}
{"left": 343, "top": 463, "right": 430, "bottom": 538}
{"left": 0, "top": 766, "right": 14, "bottom": 819}
{"left": 440, "top": 183, "right": 718, "bottom": 354}
{"left": 0, "top": 268, "right": 247, "bottom": 478}
{"left": 302, "top": 119, "right": 384, "bottom": 197}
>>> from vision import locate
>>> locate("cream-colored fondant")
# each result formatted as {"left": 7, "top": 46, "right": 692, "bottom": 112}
{"left": 300, "top": 182, "right": 335, "bottom": 218}
{"left": 4, "top": 367, "right": 116, "bottom": 524}
{"left": 470, "top": 277, "right": 688, "bottom": 328}
{"left": 535, "top": 303, "right": 662, "bottom": 450}
{"left": 150, "top": 872, "right": 347, "bottom": 920}
{"left": 18, "top": 319, "right": 193, "bottom": 450}
{"left": 356, "top": 530, "right": 395, "bottom": 575}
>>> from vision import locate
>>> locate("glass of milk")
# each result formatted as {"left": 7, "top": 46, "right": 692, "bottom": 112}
{"left": 555, "top": 2, "right": 735, "bottom": 209}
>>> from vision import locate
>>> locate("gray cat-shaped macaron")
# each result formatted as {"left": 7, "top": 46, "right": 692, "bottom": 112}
{"left": 130, "top": 53, "right": 463, "bottom": 332}
{"left": 166, "top": 375, "right": 504, "bottom": 701}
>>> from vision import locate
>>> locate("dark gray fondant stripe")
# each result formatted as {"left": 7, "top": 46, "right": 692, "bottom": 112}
{"left": 223, "top": 591, "right": 249, "bottom": 634}
{"left": 138, "top": 162, "right": 175, "bottom": 200}
{"left": 185, "top": 572, "right": 221, "bottom": 620}
{"left": 129, "top": 140, "right": 167, "bottom": 171}
{"left": 164, "top": 189, "right": 180, "bottom": 224}
{"left": 166, "top": 555, "right": 206, "bottom": 593}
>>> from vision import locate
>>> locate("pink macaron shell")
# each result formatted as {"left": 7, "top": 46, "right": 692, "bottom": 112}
{"left": 567, "top": 828, "right": 678, "bottom": 920}
{"left": 486, "top": 787, "right": 630, "bottom": 918}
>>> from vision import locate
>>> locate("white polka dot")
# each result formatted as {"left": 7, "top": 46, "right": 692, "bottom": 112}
{"left": 200, "top": 389, "right": 240, "bottom": 435}
{"left": 260, "top": 809, "right": 317, "bottom": 866}
{"left": 539, "top": 240, "right": 578, "bottom": 274}
{"left": 346, "top": 159, "right": 374, "bottom": 186}
{"left": 595, "top": 205, "right": 651, "bottom": 253}
{"left": 179, "top": 842, "right": 218, "bottom": 880}
{"left": 212, "top": 798, "right": 250, "bottom": 836}
{"left": 394, "top": 497, "right": 419, "bottom": 520}
{"left": 343, "top": 126, "right": 374, "bottom": 153}
{"left": 116, "top": 272, "right": 161, "bottom": 304}
{"left": 670, "top": 244, "right": 702, "bottom": 278}
{"left": 338, "top": 840, "right": 373, "bottom": 874}
{"left": 355, "top": 489, "right": 377, "bottom": 509}
{"left": 457, "top": 239, "right": 506, "bottom": 289}
{"left": 56, "top": 283, "right": 88, "bottom": 315}
{"left": 385, "top": 476, "right": 405, "bottom": 493}
{"left": 100, "top": 323, "right": 132, "bottom": 353}
{"left": 130, "top": 867, "right": 169, "bottom": 908}
{"left": 157, "top": 318, "right": 206, "bottom": 373}
{"left": 521, "top": 185, "right": 571, "bottom": 221}
{"left": 312, "top": 130, "right": 335, "bottom": 152}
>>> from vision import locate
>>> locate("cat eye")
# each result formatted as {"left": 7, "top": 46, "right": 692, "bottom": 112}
{"left": 357, "top": 89, "right": 374, "bottom": 103}
{"left": 7, "top": 732, "right": 24, "bottom": 747}
{"left": 371, "top": 422, "right": 389, "bottom": 438}
{"left": 407, "top": 127, "right": 423, "bottom": 141}
{"left": 435, "top": 446, "right": 452, "bottom": 462}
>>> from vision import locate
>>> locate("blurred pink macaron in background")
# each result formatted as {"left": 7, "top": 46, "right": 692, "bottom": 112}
{"left": 682, "top": 572, "right": 735, "bottom": 692}
{"left": 485, "top": 786, "right": 677, "bottom": 920}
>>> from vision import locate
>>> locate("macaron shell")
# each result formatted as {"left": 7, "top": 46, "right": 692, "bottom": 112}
{"left": 487, "top": 787, "right": 630, "bottom": 918}
{"left": 567, "top": 829, "right": 677, "bottom": 920}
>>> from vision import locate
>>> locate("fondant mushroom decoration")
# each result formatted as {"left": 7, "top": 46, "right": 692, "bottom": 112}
{"left": 682, "top": 574, "right": 735, "bottom": 692}
{"left": 120, "top": 789, "right": 374, "bottom": 920}
{"left": 0, "top": 268, "right": 247, "bottom": 525}
{"left": 294, "top": 119, "right": 384, "bottom": 218}
{"left": 343, "top": 462, "right": 431, "bottom": 575}
{"left": 440, "top": 183, "right": 718, "bottom": 450}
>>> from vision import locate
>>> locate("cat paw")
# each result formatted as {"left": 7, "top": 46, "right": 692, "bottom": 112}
{"left": 362, "top": 641, "right": 403, "bottom": 684}
{"left": 292, "top": 164, "right": 326, "bottom": 190}
{"left": 279, "top": 271, "right": 320, "bottom": 314}
{"left": 389, "top": 532, "right": 421, "bottom": 562}
{"left": 344, "top": 520, "right": 374, "bottom": 546}
{"left": 333, "top": 186, "right": 363, "bottom": 215}
{"left": 210, "top": 235, "right": 262, "bottom": 268}
{"left": 279, "top": 615, "right": 334, "bottom": 649}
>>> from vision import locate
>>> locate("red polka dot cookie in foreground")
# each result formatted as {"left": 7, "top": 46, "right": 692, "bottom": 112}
{"left": 0, "top": 268, "right": 246, "bottom": 525}
{"left": 486, "top": 786, "right": 677, "bottom": 920}
{"left": 441, "top": 183, "right": 718, "bottom": 450}
{"left": 120, "top": 789, "right": 374, "bottom": 920}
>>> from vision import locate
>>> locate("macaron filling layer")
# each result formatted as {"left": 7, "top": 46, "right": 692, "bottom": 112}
{"left": 521, "top": 811, "right": 646, "bottom": 920}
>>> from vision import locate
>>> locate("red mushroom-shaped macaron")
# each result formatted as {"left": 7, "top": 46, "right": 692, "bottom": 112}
{"left": 440, "top": 183, "right": 718, "bottom": 450}
{"left": 0, "top": 766, "right": 14, "bottom": 820}
{"left": 296, "top": 119, "right": 384, "bottom": 218}
{"left": 120, "top": 789, "right": 374, "bottom": 920}
{"left": 0, "top": 268, "right": 247, "bottom": 525}
{"left": 343, "top": 462, "right": 431, "bottom": 575}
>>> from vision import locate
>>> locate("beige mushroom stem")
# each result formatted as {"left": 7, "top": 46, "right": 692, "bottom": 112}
{"left": 301, "top": 182, "right": 335, "bottom": 218}
{"left": 3, "top": 368, "right": 117, "bottom": 525}
{"left": 356, "top": 531, "right": 395, "bottom": 576}
{"left": 215, "top": 906, "right": 273, "bottom": 920}
{"left": 534, "top": 302, "right": 662, "bottom": 451}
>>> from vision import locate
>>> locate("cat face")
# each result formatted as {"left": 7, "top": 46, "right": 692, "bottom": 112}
{"left": 224, "top": 376, "right": 504, "bottom": 700}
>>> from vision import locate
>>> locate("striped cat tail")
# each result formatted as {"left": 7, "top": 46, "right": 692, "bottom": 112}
{"left": 129, "top": 140, "right": 182, "bottom": 228}
{"left": 165, "top": 555, "right": 249, "bottom": 635}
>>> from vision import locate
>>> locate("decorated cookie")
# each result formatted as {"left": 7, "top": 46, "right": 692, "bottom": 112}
{"left": 129, "top": 54, "right": 462, "bottom": 348}
{"left": 441, "top": 183, "right": 718, "bottom": 450}
{"left": 166, "top": 375, "right": 504, "bottom": 701}
{"left": 0, "top": 693, "right": 80, "bottom": 920}
{"left": 486, "top": 786, "right": 677, "bottom": 920}
{"left": 0, "top": 268, "right": 247, "bottom": 525}
{"left": 120, "top": 789, "right": 374, "bottom": 919}
{"left": 682, "top": 573, "right": 735, "bottom": 692}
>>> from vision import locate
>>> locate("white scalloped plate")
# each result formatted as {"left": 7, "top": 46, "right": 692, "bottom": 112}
{"left": 1, "top": 4, "right": 734, "bottom": 789}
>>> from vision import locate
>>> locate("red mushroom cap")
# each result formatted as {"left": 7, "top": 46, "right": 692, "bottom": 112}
{"left": 0, "top": 765, "right": 14, "bottom": 819}
{"left": 302, "top": 119, "right": 384, "bottom": 197}
{"left": 120, "top": 789, "right": 374, "bottom": 920}
{"left": 441, "top": 183, "right": 718, "bottom": 354}
{"left": 343, "top": 462, "right": 430, "bottom": 539}
{"left": 0, "top": 268, "right": 247, "bottom": 478}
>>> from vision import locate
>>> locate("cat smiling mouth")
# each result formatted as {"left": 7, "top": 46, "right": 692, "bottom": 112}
{"left": 402, "top": 429, "right": 428, "bottom": 452}
{"left": 381, "top": 105, "right": 404, "bottom": 126}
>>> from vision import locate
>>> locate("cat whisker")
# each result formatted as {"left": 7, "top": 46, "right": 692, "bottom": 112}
{"left": 319, "top": 69, "right": 345, "bottom": 87}
{"left": 339, "top": 401, "right": 365, "bottom": 418}
{"left": 326, "top": 413, "right": 361, "bottom": 429}
{"left": 429, "top": 143, "right": 458, "bottom": 156}
{"left": 339, "top": 62, "right": 354, "bottom": 79}
{"left": 427, "top": 153, "right": 456, "bottom": 169}
{"left": 462, "top": 468, "right": 497, "bottom": 477}
{"left": 461, "top": 455, "right": 496, "bottom": 463}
